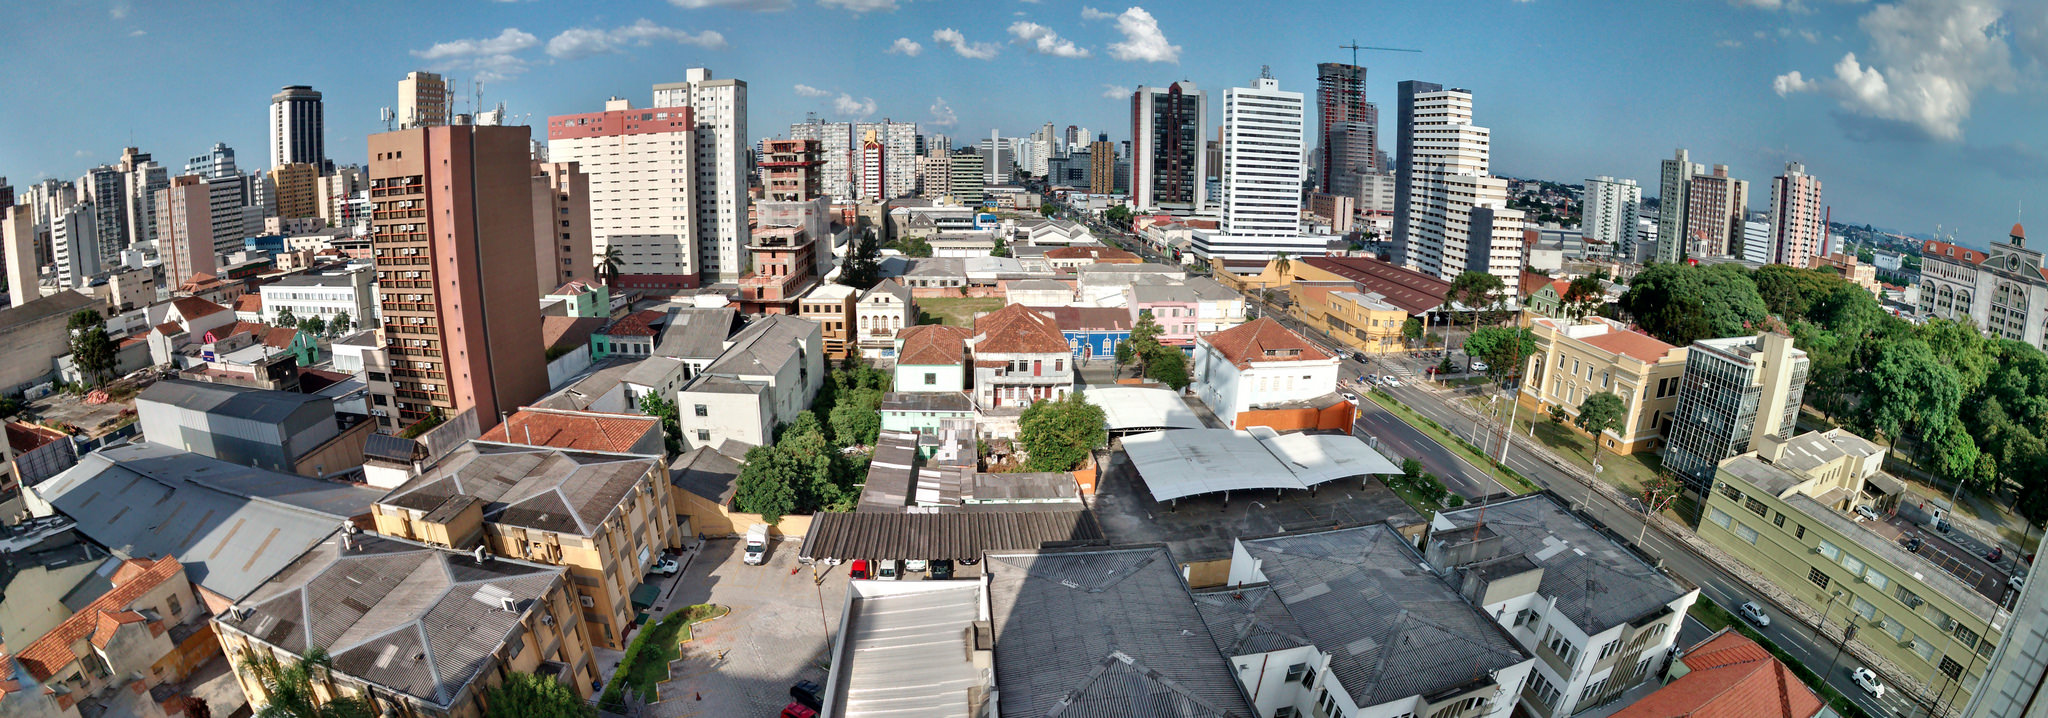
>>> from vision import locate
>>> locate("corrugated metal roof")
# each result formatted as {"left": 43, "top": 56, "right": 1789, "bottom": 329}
{"left": 829, "top": 583, "right": 987, "bottom": 718}
{"left": 1122, "top": 430, "right": 1402, "bottom": 502}
{"left": 797, "top": 511, "right": 1104, "bottom": 561}
{"left": 380, "top": 442, "right": 659, "bottom": 538}
{"left": 137, "top": 378, "right": 329, "bottom": 424}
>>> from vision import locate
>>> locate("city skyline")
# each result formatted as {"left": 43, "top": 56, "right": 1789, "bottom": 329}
{"left": 1, "top": 0, "right": 2041, "bottom": 243}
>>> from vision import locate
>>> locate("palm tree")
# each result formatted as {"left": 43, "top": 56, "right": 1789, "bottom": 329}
{"left": 598, "top": 247, "right": 625, "bottom": 286}
{"left": 243, "top": 648, "right": 377, "bottom": 718}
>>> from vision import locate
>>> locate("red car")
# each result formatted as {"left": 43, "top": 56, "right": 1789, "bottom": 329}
{"left": 781, "top": 702, "right": 818, "bottom": 718}
{"left": 849, "top": 559, "right": 869, "bottom": 580}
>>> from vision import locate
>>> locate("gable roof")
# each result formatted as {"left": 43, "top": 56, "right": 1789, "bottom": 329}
{"left": 213, "top": 534, "right": 566, "bottom": 710}
{"left": 234, "top": 294, "right": 262, "bottom": 313}
{"left": 542, "top": 316, "right": 606, "bottom": 355}
{"left": 1520, "top": 271, "right": 1553, "bottom": 297}
{"left": 1198, "top": 317, "right": 1331, "bottom": 369}
{"left": 170, "top": 297, "right": 229, "bottom": 322}
{"left": 1434, "top": 494, "right": 1688, "bottom": 634}
{"left": 599, "top": 309, "right": 666, "bottom": 338}
{"left": 480, "top": 408, "right": 661, "bottom": 454}
{"left": 15, "top": 557, "right": 184, "bottom": 681}
{"left": 895, "top": 324, "right": 972, "bottom": 366}
{"left": 1298, "top": 256, "right": 1450, "bottom": 315}
{"left": 1611, "top": 629, "right": 1823, "bottom": 718}
{"left": 1579, "top": 328, "right": 1679, "bottom": 363}
{"left": 971, "top": 303, "right": 1068, "bottom": 354}
{"left": 379, "top": 442, "right": 659, "bottom": 538}
{"left": 860, "top": 279, "right": 911, "bottom": 304}
{"left": 1030, "top": 306, "right": 1131, "bottom": 332}
{"left": 1922, "top": 239, "right": 1987, "bottom": 266}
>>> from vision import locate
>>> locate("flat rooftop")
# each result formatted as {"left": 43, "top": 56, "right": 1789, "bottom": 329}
{"left": 1082, "top": 385, "right": 1204, "bottom": 432}
{"left": 828, "top": 582, "right": 987, "bottom": 718}
{"left": 1435, "top": 493, "right": 1690, "bottom": 634}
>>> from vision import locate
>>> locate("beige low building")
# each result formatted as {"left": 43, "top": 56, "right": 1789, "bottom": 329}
{"left": 214, "top": 533, "right": 597, "bottom": 718}
{"left": 1698, "top": 429, "right": 2002, "bottom": 707}
{"left": 1520, "top": 315, "right": 1688, "bottom": 455}
{"left": 369, "top": 441, "right": 678, "bottom": 650}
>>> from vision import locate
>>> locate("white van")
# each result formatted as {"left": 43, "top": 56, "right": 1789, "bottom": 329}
{"left": 743, "top": 524, "right": 769, "bottom": 565}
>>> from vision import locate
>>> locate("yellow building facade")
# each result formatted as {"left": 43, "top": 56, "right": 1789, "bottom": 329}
{"left": 1519, "top": 314, "right": 1688, "bottom": 455}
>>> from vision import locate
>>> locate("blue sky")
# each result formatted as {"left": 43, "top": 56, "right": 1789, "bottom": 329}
{"left": 2, "top": 0, "right": 2042, "bottom": 244}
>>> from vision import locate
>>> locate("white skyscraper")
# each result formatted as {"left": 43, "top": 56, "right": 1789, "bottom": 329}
{"left": 653, "top": 68, "right": 749, "bottom": 284}
{"left": 790, "top": 119, "right": 855, "bottom": 200}
{"left": 51, "top": 203, "right": 99, "bottom": 289}
{"left": 268, "top": 85, "right": 325, "bottom": 170}
{"left": 1221, "top": 74, "right": 1305, "bottom": 238}
{"left": 1399, "top": 87, "right": 1524, "bottom": 284}
{"left": 1582, "top": 176, "right": 1641, "bottom": 259}
{"left": 855, "top": 120, "right": 918, "bottom": 200}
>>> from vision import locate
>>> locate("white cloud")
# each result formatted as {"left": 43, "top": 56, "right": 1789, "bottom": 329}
{"left": 668, "top": 0, "right": 793, "bottom": 9}
{"left": 547, "top": 20, "right": 725, "bottom": 60}
{"left": 128, "top": 29, "right": 145, "bottom": 36}
{"left": 109, "top": 2, "right": 128, "bottom": 19}
{"left": 1008, "top": 21, "right": 1090, "bottom": 57}
{"left": 929, "top": 97, "right": 958, "bottom": 127}
{"left": 886, "top": 37, "right": 923, "bottom": 56}
{"left": 1105, "top": 6, "right": 1179, "bottom": 63}
{"left": 1800, "top": 29, "right": 1820, "bottom": 42}
{"left": 411, "top": 28, "right": 541, "bottom": 81}
{"left": 933, "top": 28, "right": 999, "bottom": 59}
{"left": 73, "top": 149, "right": 92, "bottom": 158}
{"left": 1101, "top": 84, "right": 1130, "bottom": 98}
{"left": 833, "top": 94, "right": 878, "bottom": 117}
{"left": 1719, "top": 39, "right": 1745, "bottom": 48}
{"left": 1080, "top": 6, "right": 1115, "bottom": 20}
{"left": 820, "top": 0, "right": 898, "bottom": 11}
{"left": 1770, "top": 0, "right": 2014, "bottom": 140}
{"left": 793, "top": 84, "right": 832, "bottom": 97}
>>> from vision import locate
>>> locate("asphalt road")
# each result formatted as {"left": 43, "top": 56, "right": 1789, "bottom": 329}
{"left": 1352, "top": 397, "right": 1505, "bottom": 499}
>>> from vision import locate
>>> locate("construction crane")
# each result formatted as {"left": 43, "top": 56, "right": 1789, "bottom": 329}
{"left": 1338, "top": 40, "right": 1422, "bottom": 66}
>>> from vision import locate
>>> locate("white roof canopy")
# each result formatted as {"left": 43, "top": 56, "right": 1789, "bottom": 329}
{"left": 1083, "top": 385, "right": 1205, "bottom": 432}
{"left": 1121, "top": 428, "right": 1403, "bottom": 502}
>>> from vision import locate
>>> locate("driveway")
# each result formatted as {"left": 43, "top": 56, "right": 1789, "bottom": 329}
{"left": 648, "top": 537, "right": 846, "bottom": 717}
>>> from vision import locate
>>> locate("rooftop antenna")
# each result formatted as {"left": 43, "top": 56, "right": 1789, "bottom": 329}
{"left": 380, "top": 107, "right": 395, "bottom": 132}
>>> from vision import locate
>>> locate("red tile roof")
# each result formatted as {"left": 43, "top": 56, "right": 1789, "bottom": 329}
{"left": 15, "top": 557, "right": 184, "bottom": 681}
{"left": 971, "top": 303, "right": 1069, "bottom": 354}
{"left": 601, "top": 309, "right": 666, "bottom": 337}
{"left": 1519, "top": 271, "right": 1552, "bottom": 297}
{"left": 170, "top": 297, "right": 228, "bottom": 321}
{"left": 2014, "top": 223, "right": 2026, "bottom": 240}
{"left": 1923, "top": 239, "right": 1987, "bottom": 266}
{"left": 1577, "top": 326, "right": 1679, "bottom": 363}
{"left": 1610, "top": 629, "right": 1822, "bottom": 718}
{"left": 895, "top": 324, "right": 973, "bottom": 366}
{"left": 1030, "top": 306, "right": 1131, "bottom": 331}
{"left": 1299, "top": 256, "right": 1450, "bottom": 315}
{"left": 210, "top": 321, "right": 300, "bottom": 349}
{"left": 233, "top": 294, "right": 262, "bottom": 313}
{"left": 481, "top": 408, "right": 661, "bottom": 453}
{"left": 1199, "top": 317, "right": 1332, "bottom": 369}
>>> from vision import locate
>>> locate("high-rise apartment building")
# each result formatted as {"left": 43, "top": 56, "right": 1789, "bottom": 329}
{"left": 1089, "top": 136, "right": 1116, "bottom": 195}
{"left": 270, "top": 163, "right": 319, "bottom": 219}
{"left": 51, "top": 203, "right": 99, "bottom": 289}
{"left": 548, "top": 98, "right": 701, "bottom": 291}
{"left": 1770, "top": 162, "right": 1824, "bottom": 268}
{"left": 77, "top": 166, "right": 129, "bottom": 265}
{"left": 914, "top": 154, "right": 950, "bottom": 198}
{"left": 1396, "top": 85, "right": 1524, "bottom": 284}
{"left": 1581, "top": 176, "right": 1641, "bottom": 259}
{"left": 531, "top": 161, "right": 592, "bottom": 292}
{"left": 762, "top": 139, "right": 825, "bottom": 202}
{"left": 858, "top": 129, "right": 886, "bottom": 201}
{"left": 1742, "top": 220, "right": 1774, "bottom": 265}
{"left": 368, "top": 123, "right": 548, "bottom": 433}
{"left": 949, "top": 150, "right": 985, "bottom": 206}
{"left": 924, "top": 133, "right": 952, "bottom": 157}
{"left": 1390, "top": 80, "right": 1443, "bottom": 267}
{"left": 789, "top": 119, "right": 856, "bottom": 200}
{"left": 1655, "top": 149, "right": 1704, "bottom": 264}
{"left": 856, "top": 120, "right": 917, "bottom": 200}
{"left": 0, "top": 177, "right": 13, "bottom": 210}
{"left": 978, "top": 131, "right": 1013, "bottom": 186}
{"left": 398, "top": 71, "right": 450, "bottom": 129}
{"left": 1316, "top": 63, "right": 1378, "bottom": 201}
{"left": 1682, "top": 165, "right": 1747, "bottom": 258}
{"left": 156, "top": 174, "right": 214, "bottom": 286}
{"left": 116, "top": 147, "right": 167, "bottom": 249}
{"left": 1130, "top": 83, "right": 1207, "bottom": 213}
{"left": 1660, "top": 332, "right": 1808, "bottom": 494}
{"left": 269, "top": 85, "right": 325, "bottom": 170}
{"left": 652, "top": 69, "right": 749, "bottom": 284}
{"left": 1219, "top": 73, "right": 1306, "bottom": 241}
{"left": 1, "top": 206, "right": 33, "bottom": 307}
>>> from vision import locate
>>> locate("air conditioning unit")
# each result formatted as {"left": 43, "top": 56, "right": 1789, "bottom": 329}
{"left": 580, "top": 594, "right": 596, "bottom": 608}
{"left": 499, "top": 596, "right": 519, "bottom": 612}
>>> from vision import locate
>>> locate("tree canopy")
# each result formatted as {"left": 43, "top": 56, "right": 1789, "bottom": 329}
{"left": 1462, "top": 326, "right": 1536, "bottom": 383}
{"left": 1018, "top": 392, "right": 1107, "bottom": 472}
{"left": 1618, "top": 262, "right": 1768, "bottom": 346}
{"left": 1574, "top": 391, "right": 1626, "bottom": 465}
{"left": 485, "top": 673, "right": 593, "bottom": 718}
{"left": 67, "top": 310, "right": 116, "bottom": 387}
{"left": 244, "top": 648, "right": 377, "bottom": 718}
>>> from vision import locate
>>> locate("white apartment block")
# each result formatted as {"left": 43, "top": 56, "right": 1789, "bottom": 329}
{"left": 549, "top": 99, "right": 701, "bottom": 290}
{"left": 258, "top": 266, "right": 377, "bottom": 330}
{"left": 857, "top": 120, "right": 917, "bottom": 200}
{"left": 1771, "top": 162, "right": 1825, "bottom": 268}
{"left": 654, "top": 69, "right": 749, "bottom": 284}
{"left": 1581, "top": 176, "right": 1640, "bottom": 259}
{"left": 1221, "top": 74, "right": 1306, "bottom": 240}
{"left": 1403, "top": 88, "right": 1524, "bottom": 285}
{"left": 790, "top": 120, "right": 856, "bottom": 201}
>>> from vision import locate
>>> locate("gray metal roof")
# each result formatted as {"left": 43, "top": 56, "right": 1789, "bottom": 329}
{"left": 700, "top": 314, "right": 816, "bottom": 378}
{"left": 857, "top": 431, "right": 922, "bottom": 512}
{"left": 364, "top": 434, "right": 424, "bottom": 464}
{"left": 968, "top": 473, "right": 1080, "bottom": 503}
{"left": 137, "top": 378, "right": 330, "bottom": 424}
{"left": 534, "top": 358, "right": 642, "bottom": 411}
{"left": 654, "top": 307, "right": 738, "bottom": 360}
{"left": 35, "top": 442, "right": 381, "bottom": 601}
{"left": 215, "top": 532, "right": 566, "bottom": 710}
{"left": 1084, "top": 387, "right": 1204, "bottom": 432}
{"left": 670, "top": 446, "right": 741, "bottom": 503}
{"left": 0, "top": 291, "right": 99, "bottom": 331}
{"left": 263, "top": 273, "right": 358, "bottom": 288}
{"left": 380, "top": 442, "right": 660, "bottom": 538}
{"left": 1435, "top": 494, "right": 1689, "bottom": 634}
{"left": 1122, "top": 430, "right": 1403, "bottom": 502}
{"left": 984, "top": 547, "right": 1255, "bottom": 718}
{"left": 860, "top": 279, "right": 912, "bottom": 305}
{"left": 879, "top": 391, "right": 975, "bottom": 414}
{"left": 797, "top": 511, "right": 1104, "bottom": 562}
{"left": 828, "top": 583, "right": 987, "bottom": 718}
{"left": 1217, "top": 525, "right": 1531, "bottom": 708}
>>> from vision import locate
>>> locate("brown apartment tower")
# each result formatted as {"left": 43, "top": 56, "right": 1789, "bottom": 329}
{"left": 369, "top": 123, "right": 548, "bottom": 433}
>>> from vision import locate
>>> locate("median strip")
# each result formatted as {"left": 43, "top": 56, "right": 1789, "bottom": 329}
{"left": 1363, "top": 390, "right": 1540, "bottom": 495}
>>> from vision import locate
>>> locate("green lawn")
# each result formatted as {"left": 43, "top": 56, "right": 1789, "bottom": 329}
{"left": 598, "top": 604, "right": 729, "bottom": 710}
{"left": 917, "top": 297, "right": 1006, "bottom": 327}
{"left": 1459, "top": 395, "right": 1697, "bottom": 524}
{"left": 1367, "top": 391, "right": 1540, "bottom": 495}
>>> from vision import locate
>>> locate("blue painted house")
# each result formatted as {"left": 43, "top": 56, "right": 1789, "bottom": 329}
{"left": 1034, "top": 306, "right": 1132, "bottom": 363}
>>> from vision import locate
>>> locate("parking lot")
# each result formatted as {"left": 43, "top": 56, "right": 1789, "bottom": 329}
{"left": 648, "top": 537, "right": 846, "bottom": 717}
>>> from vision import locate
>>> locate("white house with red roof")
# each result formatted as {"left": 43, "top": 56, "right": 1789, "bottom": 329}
{"left": 1192, "top": 318, "right": 1341, "bottom": 429}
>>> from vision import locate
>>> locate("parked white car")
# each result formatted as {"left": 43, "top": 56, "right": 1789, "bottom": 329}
{"left": 1382, "top": 377, "right": 1402, "bottom": 387}
{"left": 1853, "top": 505, "right": 1879, "bottom": 522}
{"left": 649, "top": 556, "right": 680, "bottom": 576}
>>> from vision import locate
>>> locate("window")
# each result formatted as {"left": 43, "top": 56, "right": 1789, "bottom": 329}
{"left": 695, "top": 429, "right": 709, "bottom": 441}
{"left": 1914, "top": 635, "right": 1937, "bottom": 661}
{"left": 1808, "top": 568, "right": 1831, "bottom": 589}
{"left": 1597, "top": 639, "right": 1622, "bottom": 660}
{"left": 1854, "top": 596, "right": 1876, "bottom": 620}
{"left": 1884, "top": 615, "right": 1907, "bottom": 640}
{"left": 1708, "top": 508, "right": 1732, "bottom": 528}
{"left": 1865, "top": 571, "right": 1890, "bottom": 592}
{"left": 924, "top": 372, "right": 937, "bottom": 385}
{"left": 1954, "top": 624, "right": 1981, "bottom": 650}
{"left": 1818, "top": 540, "right": 1841, "bottom": 561}
{"left": 1734, "top": 523, "right": 1759, "bottom": 544}
{"left": 1528, "top": 672, "right": 1563, "bottom": 709}
{"left": 1940, "top": 656, "right": 1964, "bottom": 680}
{"left": 1717, "top": 483, "right": 1743, "bottom": 503}
{"left": 1795, "top": 524, "right": 1806, "bottom": 540}
{"left": 1773, "top": 512, "right": 1786, "bottom": 528}
{"left": 1513, "top": 608, "right": 1537, "bottom": 627}
{"left": 166, "top": 593, "right": 182, "bottom": 617}
{"left": 694, "top": 404, "right": 708, "bottom": 417}
{"left": 1284, "top": 662, "right": 1309, "bottom": 683}
{"left": 1580, "top": 676, "right": 1612, "bottom": 704}
{"left": 1744, "top": 497, "right": 1768, "bottom": 517}
{"left": 1895, "top": 585, "right": 1924, "bottom": 609}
